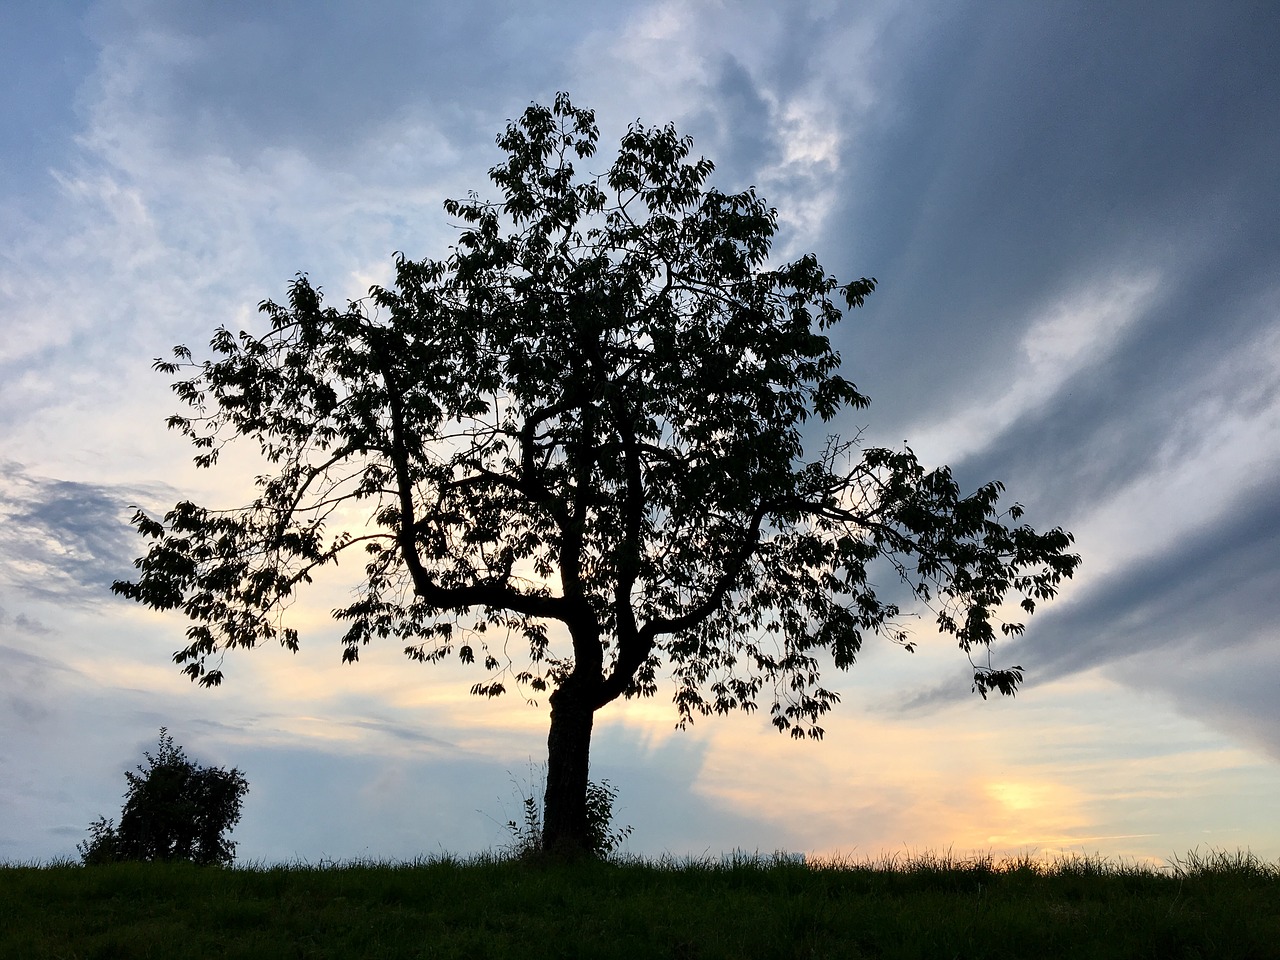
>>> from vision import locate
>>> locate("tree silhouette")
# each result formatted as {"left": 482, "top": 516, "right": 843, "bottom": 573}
{"left": 79, "top": 728, "right": 248, "bottom": 866}
{"left": 114, "top": 94, "right": 1079, "bottom": 856}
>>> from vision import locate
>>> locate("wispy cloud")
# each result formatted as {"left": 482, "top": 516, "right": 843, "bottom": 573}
{"left": 901, "top": 270, "right": 1161, "bottom": 465}
{"left": 896, "top": 478, "right": 1280, "bottom": 736}
{"left": 0, "top": 462, "right": 156, "bottom": 600}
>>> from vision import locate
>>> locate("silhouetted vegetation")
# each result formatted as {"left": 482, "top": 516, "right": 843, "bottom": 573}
{"left": 504, "top": 774, "right": 633, "bottom": 860}
{"left": 78, "top": 728, "right": 248, "bottom": 867}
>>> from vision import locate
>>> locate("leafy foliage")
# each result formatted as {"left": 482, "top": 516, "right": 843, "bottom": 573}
{"left": 78, "top": 729, "right": 248, "bottom": 867}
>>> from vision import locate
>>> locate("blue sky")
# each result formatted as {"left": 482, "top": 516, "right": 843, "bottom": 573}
{"left": 2, "top": 0, "right": 1278, "bottom": 866}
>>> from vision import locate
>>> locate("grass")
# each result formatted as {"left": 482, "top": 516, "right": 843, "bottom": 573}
{"left": 2, "top": 848, "right": 1277, "bottom": 959}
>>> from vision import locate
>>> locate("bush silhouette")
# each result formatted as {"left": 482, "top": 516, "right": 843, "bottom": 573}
{"left": 79, "top": 728, "right": 248, "bottom": 866}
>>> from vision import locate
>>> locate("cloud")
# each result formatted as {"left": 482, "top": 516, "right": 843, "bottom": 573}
{"left": 1027, "top": 480, "right": 1280, "bottom": 678}
{"left": 793, "top": 4, "right": 1280, "bottom": 778}
{"left": 0, "top": 462, "right": 162, "bottom": 601}
{"left": 828, "top": 1, "right": 1280, "bottom": 444}
{"left": 929, "top": 295, "right": 1280, "bottom": 654}
{"left": 1111, "top": 637, "right": 1280, "bottom": 764}
{"left": 81, "top": 0, "right": 621, "bottom": 166}
{"left": 576, "top": 0, "right": 894, "bottom": 259}
{"left": 0, "top": 5, "right": 93, "bottom": 202}
{"left": 0, "top": 607, "right": 54, "bottom": 636}
{"left": 896, "top": 478, "right": 1280, "bottom": 739}
{"left": 899, "top": 269, "right": 1162, "bottom": 466}
{"left": 0, "top": 643, "right": 79, "bottom": 730}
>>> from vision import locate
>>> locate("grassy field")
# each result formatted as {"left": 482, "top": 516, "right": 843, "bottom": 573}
{"left": 3, "top": 848, "right": 1277, "bottom": 959}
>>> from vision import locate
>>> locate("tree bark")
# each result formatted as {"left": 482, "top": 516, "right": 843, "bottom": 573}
{"left": 541, "top": 681, "right": 596, "bottom": 858}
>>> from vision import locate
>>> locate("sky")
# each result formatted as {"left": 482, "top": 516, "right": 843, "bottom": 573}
{"left": 2, "top": 0, "right": 1278, "bottom": 867}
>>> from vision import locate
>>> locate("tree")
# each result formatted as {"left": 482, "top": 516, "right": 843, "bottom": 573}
{"left": 79, "top": 728, "right": 249, "bottom": 866}
{"left": 114, "top": 94, "right": 1080, "bottom": 857}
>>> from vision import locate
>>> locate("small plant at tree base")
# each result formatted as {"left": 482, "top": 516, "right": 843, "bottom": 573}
{"left": 78, "top": 728, "right": 249, "bottom": 866}
{"left": 504, "top": 790, "right": 543, "bottom": 860}
{"left": 506, "top": 771, "right": 632, "bottom": 860}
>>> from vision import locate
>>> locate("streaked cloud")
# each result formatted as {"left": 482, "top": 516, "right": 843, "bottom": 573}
{"left": 902, "top": 269, "right": 1162, "bottom": 466}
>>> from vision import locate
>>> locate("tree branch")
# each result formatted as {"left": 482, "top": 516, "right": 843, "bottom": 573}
{"left": 369, "top": 326, "right": 568, "bottom": 623}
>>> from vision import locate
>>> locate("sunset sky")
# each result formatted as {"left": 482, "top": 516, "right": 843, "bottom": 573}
{"left": 2, "top": 0, "right": 1278, "bottom": 866}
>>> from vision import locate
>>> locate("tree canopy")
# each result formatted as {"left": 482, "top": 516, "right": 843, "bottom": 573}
{"left": 114, "top": 93, "right": 1079, "bottom": 855}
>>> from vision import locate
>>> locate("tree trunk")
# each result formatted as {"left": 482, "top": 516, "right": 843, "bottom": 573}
{"left": 541, "top": 682, "right": 596, "bottom": 858}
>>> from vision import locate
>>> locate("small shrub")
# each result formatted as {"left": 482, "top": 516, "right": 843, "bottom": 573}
{"left": 585, "top": 779, "right": 633, "bottom": 858}
{"left": 504, "top": 768, "right": 633, "bottom": 859}
{"left": 79, "top": 728, "right": 248, "bottom": 866}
